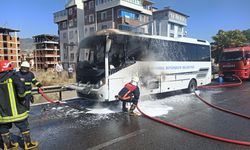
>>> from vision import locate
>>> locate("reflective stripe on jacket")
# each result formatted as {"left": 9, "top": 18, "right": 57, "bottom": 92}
{"left": 0, "top": 78, "right": 28, "bottom": 123}
{"left": 16, "top": 71, "right": 41, "bottom": 92}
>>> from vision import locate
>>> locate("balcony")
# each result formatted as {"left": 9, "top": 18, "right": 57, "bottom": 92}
{"left": 96, "top": 0, "right": 152, "bottom": 15}
{"left": 35, "top": 48, "right": 59, "bottom": 51}
{"left": 44, "top": 54, "right": 60, "bottom": 57}
{"left": 54, "top": 10, "right": 68, "bottom": 23}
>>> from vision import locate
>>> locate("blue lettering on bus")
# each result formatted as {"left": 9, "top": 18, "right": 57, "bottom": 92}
{"left": 151, "top": 66, "right": 195, "bottom": 70}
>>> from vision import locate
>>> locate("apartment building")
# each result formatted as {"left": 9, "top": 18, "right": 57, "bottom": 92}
{"left": 153, "top": 7, "right": 189, "bottom": 38}
{"left": 54, "top": 0, "right": 189, "bottom": 68}
{"left": 84, "top": 0, "right": 154, "bottom": 37}
{"left": 0, "top": 27, "right": 21, "bottom": 67}
{"left": 54, "top": 0, "right": 84, "bottom": 68}
{"left": 33, "top": 34, "right": 60, "bottom": 69}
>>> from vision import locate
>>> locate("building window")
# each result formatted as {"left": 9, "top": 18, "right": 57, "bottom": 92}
{"left": 68, "top": 8, "right": 73, "bottom": 15}
{"left": 101, "top": 25, "right": 108, "bottom": 29}
{"left": 69, "top": 19, "right": 74, "bottom": 27}
{"left": 11, "top": 56, "right": 13, "bottom": 59}
{"left": 89, "top": 14, "right": 94, "bottom": 23}
{"left": 89, "top": 27, "right": 95, "bottom": 34}
{"left": 119, "top": 24, "right": 133, "bottom": 31}
{"left": 140, "top": 15, "right": 145, "bottom": 22}
{"left": 69, "top": 31, "right": 74, "bottom": 39}
{"left": 89, "top": 1, "right": 95, "bottom": 9}
{"left": 123, "top": 0, "right": 141, "bottom": 5}
{"left": 63, "top": 32, "right": 67, "bottom": 39}
{"left": 70, "top": 53, "right": 74, "bottom": 60}
{"left": 118, "top": 9, "right": 139, "bottom": 20}
{"left": 64, "top": 53, "right": 68, "bottom": 59}
{"left": 73, "top": 18, "right": 77, "bottom": 26}
{"left": 170, "top": 33, "right": 175, "bottom": 37}
{"left": 63, "top": 21, "right": 67, "bottom": 29}
{"left": 170, "top": 23, "right": 174, "bottom": 30}
{"left": 101, "top": 11, "right": 107, "bottom": 20}
{"left": 178, "top": 25, "right": 182, "bottom": 32}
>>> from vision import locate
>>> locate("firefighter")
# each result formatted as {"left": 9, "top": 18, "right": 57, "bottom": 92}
{"left": 16, "top": 61, "right": 42, "bottom": 110}
{"left": 0, "top": 60, "right": 39, "bottom": 150}
{"left": 118, "top": 76, "right": 140, "bottom": 115}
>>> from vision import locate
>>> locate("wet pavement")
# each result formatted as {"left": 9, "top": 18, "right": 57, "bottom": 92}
{"left": 2, "top": 81, "right": 250, "bottom": 150}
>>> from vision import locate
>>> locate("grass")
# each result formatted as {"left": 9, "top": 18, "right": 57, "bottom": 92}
{"left": 34, "top": 70, "right": 75, "bottom": 86}
{"left": 32, "top": 70, "right": 76, "bottom": 104}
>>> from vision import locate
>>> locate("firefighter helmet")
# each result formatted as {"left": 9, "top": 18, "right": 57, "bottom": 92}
{"left": 131, "top": 76, "right": 139, "bottom": 85}
{"left": 21, "top": 61, "right": 30, "bottom": 68}
{"left": 0, "top": 60, "right": 14, "bottom": 73}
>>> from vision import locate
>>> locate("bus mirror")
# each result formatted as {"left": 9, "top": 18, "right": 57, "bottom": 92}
{"left": 106, "top": 38, "right": 112, "bottom": 52}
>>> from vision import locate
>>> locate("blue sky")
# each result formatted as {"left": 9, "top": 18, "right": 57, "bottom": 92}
{"left": 0, "top": 0, "right": 249, "bottom": 42}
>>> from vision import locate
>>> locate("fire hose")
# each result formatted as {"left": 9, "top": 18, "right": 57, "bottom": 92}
{"left": 38, "top": 88, "right": 63, "bottom": 104}
{"left": 37, "top": 77, "right": 250, "bottom": 145}
{"left": 137, "top": 75, "right": 250, "bottom": 146}
{"left": 137, "top": 106, "right": 250, "bottom": 146}
{"left": 195, "top": 75, "right": 250, "bottom": 119}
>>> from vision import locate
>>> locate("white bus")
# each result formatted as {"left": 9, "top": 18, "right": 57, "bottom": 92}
{"left": 72, "top": 29, "right": 211, "bottom": 101}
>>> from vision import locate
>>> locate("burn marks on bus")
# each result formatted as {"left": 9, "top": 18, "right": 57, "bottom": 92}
{"left": 77, "top": 36, "right": 106, "bottom": 84}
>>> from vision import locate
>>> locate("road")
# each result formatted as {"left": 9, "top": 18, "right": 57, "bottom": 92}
{"left": 2, "top": 81, "right": 250, "bottom": 150}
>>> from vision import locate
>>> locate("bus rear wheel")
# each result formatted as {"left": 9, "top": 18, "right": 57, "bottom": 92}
{"left": 185, "top": 79, "right": 197, "bottom": 93}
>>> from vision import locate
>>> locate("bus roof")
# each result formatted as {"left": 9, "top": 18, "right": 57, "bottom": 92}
{"left": 95, "top": 29, "right": 210, "bottom": 46}
{"left": 223, "top": 46, "right": 250, "bottom": 52}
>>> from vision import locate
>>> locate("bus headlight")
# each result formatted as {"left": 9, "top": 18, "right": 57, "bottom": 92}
{"left": 94, "top": 80, "right": 104, "bottom": 89}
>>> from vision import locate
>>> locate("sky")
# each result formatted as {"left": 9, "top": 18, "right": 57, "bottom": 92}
{"left": 0, "top": 0, "right": 249, "bottom": 42}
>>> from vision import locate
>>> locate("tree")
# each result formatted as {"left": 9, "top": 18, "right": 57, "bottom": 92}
{"left": 212, "top": 29, "right": 247, "bottom": 62}
{"left": 242, "top": 29, "right": 250, "bottom": 44}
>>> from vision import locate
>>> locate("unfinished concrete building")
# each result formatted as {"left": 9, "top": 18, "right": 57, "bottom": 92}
{"left": 33, "top": 34, "right": 60, "bottom": 69}
{"left": 0, "top": 27, "right": 21, "bottom": 67}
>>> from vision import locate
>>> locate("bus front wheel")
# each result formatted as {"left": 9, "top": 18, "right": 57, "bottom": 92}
{"left": 185, "top": 79, "right": 197, "bottom": 93}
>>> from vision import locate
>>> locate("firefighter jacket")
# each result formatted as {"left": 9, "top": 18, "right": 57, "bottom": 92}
{"left": 0, "top": 71, "right": 29, "bottom": 123}
{"left": 16, "top": 71, "right": 42, "bottom": 95}
{"left": 118, "top": 83, "right": 140, "bottom": 102}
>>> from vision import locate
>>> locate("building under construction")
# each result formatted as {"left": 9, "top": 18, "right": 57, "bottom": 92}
{"left": 0, "top": 27, "right": 21, "bottom": 67}
{"left": 33, "top": 34, "right": 60, "bottom": 69}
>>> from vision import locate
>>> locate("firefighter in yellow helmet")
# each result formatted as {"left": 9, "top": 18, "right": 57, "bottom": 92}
{"left": 118, "top": 76, "right": 140, "bottom": 115}
{"left": 16, "top": 61, "right": 42, "bottom": 110}
{"left": 0, "top": 60, "right": 38, "bottom": 150}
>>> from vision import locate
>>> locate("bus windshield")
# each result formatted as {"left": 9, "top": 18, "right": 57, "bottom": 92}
{"left": 220, "top": 51, "right": 243, "bottom": 62}
{"left": 77, "top": 35, "right": 106, "bottom": 84}
{"left": 78, "top": 35, "right": 106, "bottom": 67}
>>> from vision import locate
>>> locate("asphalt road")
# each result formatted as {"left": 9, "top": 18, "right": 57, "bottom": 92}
{"left": 2, "top": 81, "right": 250, "bottom": 150}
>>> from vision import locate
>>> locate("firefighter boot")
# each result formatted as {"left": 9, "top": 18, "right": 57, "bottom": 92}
{"left": 122, "top": 101, "right": 128, "bottom": 112}
{"left": 129, "top": 104, "right": 137, "bottom": 116}
{"left": 1, "top": 132, "right": 19, "bottom": 150}
{"left": 22, "top": 131, "right": 39, "bottom": 150}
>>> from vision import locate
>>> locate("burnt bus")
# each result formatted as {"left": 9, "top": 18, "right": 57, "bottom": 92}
{"left": 71, "top": 29, "right": 211, "bottom": 101}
